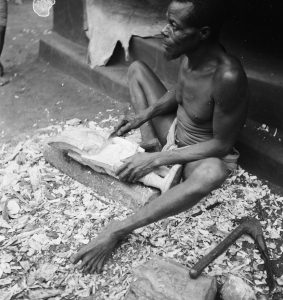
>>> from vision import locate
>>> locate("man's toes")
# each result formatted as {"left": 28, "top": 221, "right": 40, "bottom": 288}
{"left": 84, "top": 250, "right": 104, "bottom": 273}
{"left": 70, "top": 252, "right": 84, "bottom": 264}
{"left": 78, "top": 253, "right": 95, "bottom": 270}
{"left": 96, "top": 252, "right": 110, "bottom": 273}
{"left": 96, "top": 257, "right": 106, "bottom": 274}
{"left": 84, "top": 256, "right": 97, "bottom": 274}
{"left": 89, "top": 251, "right": 106, "bottom": 274}
{"left": 90, "top": 260, "right": 99, "bottom": 274}
{"left": 71, "top": 244, "right": 97, "bottom": 264}
{"left": 70, "top": 253, "right": 80, "bottom": 264}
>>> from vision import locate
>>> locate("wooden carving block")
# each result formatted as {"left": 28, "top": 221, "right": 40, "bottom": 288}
{"left": 47, "top": 128, "right": 182, "bottom": 193}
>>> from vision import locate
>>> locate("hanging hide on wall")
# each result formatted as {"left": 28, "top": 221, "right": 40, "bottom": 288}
{"left": 85, "top": 0, "right": 167, "bottom": 67}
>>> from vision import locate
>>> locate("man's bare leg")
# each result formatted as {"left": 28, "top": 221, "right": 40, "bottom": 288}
{"left": 128, "top": 61, "right": 175, "bottom": 147}
{"left": 71, "top": 157, "right": 229, "bottom": 273}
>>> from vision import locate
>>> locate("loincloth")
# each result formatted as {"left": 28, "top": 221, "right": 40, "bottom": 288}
{"left": 0, "top": 0, "right": 7, "bottom": 27}
{"left": 162, "top": 118, "right": 239, "bottom": 172}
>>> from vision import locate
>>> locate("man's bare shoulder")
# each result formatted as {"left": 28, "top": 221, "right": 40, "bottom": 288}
{"left": 212, "top": 54, "right": 248, "bottom": 107}
{"left": 215, "top": 54, "right": 247, "bottom": 87}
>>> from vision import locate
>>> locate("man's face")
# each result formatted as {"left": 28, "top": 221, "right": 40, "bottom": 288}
{"left": 162, "top": 1, "right": 202, "bottom": 60}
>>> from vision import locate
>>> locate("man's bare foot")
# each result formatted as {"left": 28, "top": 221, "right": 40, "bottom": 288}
{"left": 71, "top": 221, "right": 123, "bottom": 274}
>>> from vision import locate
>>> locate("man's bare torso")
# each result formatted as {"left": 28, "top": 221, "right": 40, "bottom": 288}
{"left": 175, "top": 53, "right": 243, "bottom": 147}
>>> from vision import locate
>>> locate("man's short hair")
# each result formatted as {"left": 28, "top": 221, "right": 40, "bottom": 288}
{"left": 172, "top": 0, "right": 228, "bottom": 37}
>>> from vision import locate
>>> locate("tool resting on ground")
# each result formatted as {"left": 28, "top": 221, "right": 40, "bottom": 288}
{"left": 190, "top": 217, "right": 275, "bottom": 291}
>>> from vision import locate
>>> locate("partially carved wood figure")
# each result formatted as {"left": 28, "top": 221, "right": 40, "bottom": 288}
{"left": 47, "top": 128, "right": 183, "bottom": 193}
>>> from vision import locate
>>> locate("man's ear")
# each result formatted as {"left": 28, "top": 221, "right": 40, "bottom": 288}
{"left": 199, "top": 26, "right": 211, "bottom": 40}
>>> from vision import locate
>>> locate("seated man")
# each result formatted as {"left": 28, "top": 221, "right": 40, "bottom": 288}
{"left": 71, "top": 0, "right": 248, "bottom": 273}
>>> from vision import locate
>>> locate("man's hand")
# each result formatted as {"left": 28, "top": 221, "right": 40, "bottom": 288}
{"left": 116, "top": 152, "right": 157, "bottom": 182}
{"left": 114, "top": 113, "right": 146, "bottom": 136}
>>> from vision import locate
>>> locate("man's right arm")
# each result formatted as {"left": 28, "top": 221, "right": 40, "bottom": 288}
{"left": 115, "top": 89, "right": 178, "bottom": 136}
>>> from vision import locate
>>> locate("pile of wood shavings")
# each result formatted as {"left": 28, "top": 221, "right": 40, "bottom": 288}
{"left": 0, "top": 123, "right": 282, "bottom": 300}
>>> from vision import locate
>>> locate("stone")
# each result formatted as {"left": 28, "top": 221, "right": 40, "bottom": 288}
{"left": 7, "top": 199, "right": 21, "bottom": 219}
{"left": 125, "top": 257, "right": 217, "bottom": 300}
{"left": 221, "top": 275, "right": 256, "bottom": 300}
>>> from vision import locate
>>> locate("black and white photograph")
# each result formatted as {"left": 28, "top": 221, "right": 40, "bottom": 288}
{"left": 0, "top": 0, "right": 282, "bottom": 299}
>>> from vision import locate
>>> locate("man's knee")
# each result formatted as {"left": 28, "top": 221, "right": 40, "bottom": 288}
{"left": 191, "top": 158, "right": 228, "bottom": 190}
{"left": 127, "top": 61, "right": 150, "bottom": 81}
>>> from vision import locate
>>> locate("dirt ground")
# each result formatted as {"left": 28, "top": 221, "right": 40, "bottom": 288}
{"left": 0, "top": 2, "right": 283, "bottom": 300}
{"left": 0, "top": 0, "right": 128, "bottom": 144}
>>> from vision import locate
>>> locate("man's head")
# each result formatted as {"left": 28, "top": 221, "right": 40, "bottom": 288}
{"left": 162, "top": 0, "right": 227, "bottom": 59}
